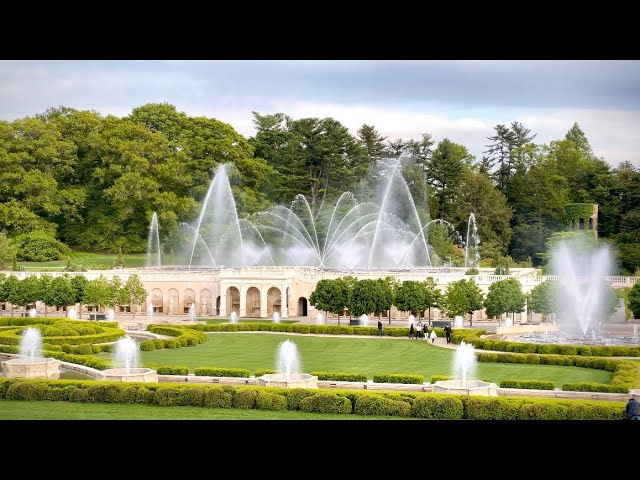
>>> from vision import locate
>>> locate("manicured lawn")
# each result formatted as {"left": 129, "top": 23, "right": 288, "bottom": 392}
{"left": 19, "top": 251, "right": 147, "bottom": 271}
{"left": 139, "top": 333, "right": 613, "bottom": 387}
{"left": 0, "top": 399, "right": 403, "bottom": 420}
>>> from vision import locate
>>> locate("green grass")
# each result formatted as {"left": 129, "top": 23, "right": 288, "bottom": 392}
{"left": 0, "top": 399, "right": 404, "bottom": 420}
{"left": 18, "top": 251, "right": 147, "bottom": 271}
{"left": 200, "top": 318, "right": 298, "bottom": 324}
{"left": 137, "top": 333, "right": 613, "bottom": 387}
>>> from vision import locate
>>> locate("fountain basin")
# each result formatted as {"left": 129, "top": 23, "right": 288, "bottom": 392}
{"left": 97, "top": 367, "right": 158, "bottom": 383}
{"left": 1, "top": 357, "right": 61, "bottom": 379}
{"left": 257, "top": 373, "right": 318, "bottom": 389}
{"left": 433, "top": 379, "right": 498, "bottom": 396}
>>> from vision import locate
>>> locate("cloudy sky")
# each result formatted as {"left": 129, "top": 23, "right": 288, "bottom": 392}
{"left": 1, "top": 60, "right": 639, "bottom": 167}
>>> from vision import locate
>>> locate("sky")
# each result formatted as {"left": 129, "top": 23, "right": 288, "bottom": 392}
{"left": 1, "top": 60, "right": 639, "bottom": 168}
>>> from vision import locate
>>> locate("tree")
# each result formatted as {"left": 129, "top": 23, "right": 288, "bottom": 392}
{"left": 442, "top": 279, "right": 483, "bottom": 326}
{"left": 350, "top": 279, "right": 383, "bottom": 317}
{"left": 423, "top": 277, "right": 443, "bottom": 326}
{"left": 357, "top": 124, "right": 387, "bottom": 162}
{"left": 0, "top": 233, "right": 17, "bottom": 269}
{"left": 83, "top": 275, "right": 111, "bottom": 313}
{"left": 0, "top": 274, "right": 6, "bottom": 316}
{"left": 377, "top": 277, "right": 396, "bottom": 324}
{"left": 38, "top": 275, "right": 52, "bottom": 316}
{"left": 70, "top": 275, "right": 88, "bottom": 319}
{"left": 394, "top": 280, "right": 429, "bottom": 321}
{"left": 426, "top": 139, "right": 473, "bottom": 221}
{"left": 484, "top": 278, "right": 526, "bottom": 321}
{"left": 0, "top": 275, "right": 20, "bottom": 316}
{"left": 309, "top": 278, "right": 348, "bottom": 325}
{"left": 629, "top": 282, "right": 640, "bottom": 319}
{"left": 340, "top": 275, "right": 359, "bottom": 320}
{"left": 8, "top": 276, "right": 42, "bottom": 315}
{"left": 529, "top": 279, "right": 558, "bottom": 322}
{"left": 124, "top": 274, "right": 147, "bottom": 318}
{"left": 43, "top": 275, "right": 76, "bottom": 316}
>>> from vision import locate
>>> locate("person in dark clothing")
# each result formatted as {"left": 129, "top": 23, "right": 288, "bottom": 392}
{"left": 445, "top": 325, "right": 452, "bottom": 344}
{"left": 377, "top": 319, "right": 383, "bottom": 336}
{"left": 409, "top": 322, "right": 415, "bottom": 339}
{"left": 626, "top": 397, "right": 640, "bottom": 420}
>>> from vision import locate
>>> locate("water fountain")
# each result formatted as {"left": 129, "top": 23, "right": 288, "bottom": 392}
{"left": 433, "top": 341, "right": 497, "bottom": 396}
{"left": 188, "top": 304, "right": 196, "bottom": 322}
{"left": 359, "top": 314, "right": 369, "bottom": 326}
{"left": 407, "top": 314, "right": 415, "bottom": 328}
{"left": 147, "top": 302, "right": 154, "bottom": 323}
{"left": 98, "top": 336, "right": 157, "bottom": 382}
{"left": 464, "top": 213, "right": 480, "bottom": 269}
{"left": 107, "top": 308, "right": 115, "bottom": 321}
{"left": 316, "top": 313, "right": 324, "bottom": 325}
{"left": 164, "top": 161, "right": 474, "bottom": 270}
{"left": 1, "top": 327, "right": 60, "bottom": 378}
{"left": 453, "top": 315, "right": 463, "bottom": 328}
{"left": 273, "top": 312, "right": 280, "bottom": 323}
{"left": 67, "top": 307, "right": 77, "bottom": 320}
{"left": 230, "top": 311, "right": 238, "bottom": 324}
{"left": 147, "top": 212, "right": 162, "bottom": 268}
{"left": 28, "top": 308, "right": 37, "bottom": 318}
{"left": 551, "top": 236, "right": 614, "bottom": 337}
{"left": 256, "top": 339, "right": 318, "bottom": 388}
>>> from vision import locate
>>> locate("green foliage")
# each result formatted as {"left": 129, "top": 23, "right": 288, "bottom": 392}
{"left": 298, "top": 393, "right": 352, "bottom": 414}
{"left": 232, "top": 389, "right": 259, "bottom": 409}
{"left": 411, "top": 395, "right": 464, "bottom": 419}
{"left": 499, "top": 379, "right": 555, "bottom": 390}
{"left": 14, "top": 231, "right": 69, "bottom": 261}
{"left": 253, "top": 369, "right": 276, "bottom": 377}
{"left": 309, "top": 371, "right": 368, "bottom": 382}
{"left": 529, "top": 279, "right": 558, "bottom": 320}
{"left": 155, "top": 366, "right": 189, "bottom": 375}
{"left": 204, "top": 387, "right": 234, "bottom": 408}
{"left": 372, "top": 373, "right": 424, "bottom": 385}
{"left": 629, "top": 282, "right": 640, "bottom": 318}
{"left": 353, "top": 394, "right": 411, "bottom": 417}
{"left": 194, "top": 367, "right": 250, "bottom": 378}
{"left": 564, "top": 203, "right": 596, "bottom": 225}
{"left": 255, "top": 391, "right": 287, "bottom": 411}
{"left": 0, "top": 233, "right": 18, "bottom": 269}
{"left": 442, "top": 278, "right": 484, "bottom": 318}
{"left": 484, "top": 277, "right": 526, "bottom": 319}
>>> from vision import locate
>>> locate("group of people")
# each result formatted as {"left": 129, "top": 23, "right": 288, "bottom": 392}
{"left": 408, "top": 322, "right": 438, "bottom": 343}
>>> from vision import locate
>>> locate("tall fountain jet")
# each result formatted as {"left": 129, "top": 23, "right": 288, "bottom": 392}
{"left": 551, "top": 233, "right": 614, "bottom": 336}
{"left": 464, "top": 213, "right": 480, "bottom": 269}
{"left": 147, "top": 212, "right": 162, "bottom": 268}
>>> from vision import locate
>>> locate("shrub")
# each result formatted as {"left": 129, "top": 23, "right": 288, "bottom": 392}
{"left": 69, "top": 387, "right": 90, "bottom": 403}
{"left": 139, "top": 341, "right": 155, "bottom": 351}
{"left": 253, "top": 369, "right": 276, "bottom": 377}
{"left": 194, "top": 367, "right": 250, "bottom": 378}
{"left": 373, "top": 373, "right": 424, "bottom": 384}
{"left": 6, "top": 382, "right": 49, "bottom": 401}
{"left": 255, "top": 391, "right": 287, "bottom": 411}
{"left": 519, "top": 402, "right": 569, "bottom": 420}
{"left": 411, "top": 395, "right": 464, "bottom": 419}
{"left": 14, "top": 231, "right": 69, "bottom": 261}
{"left": 299, "top": 393, "right": 352, "bottom": 414}
{"left": 353, "top": 394, "right": 411, "bottom": 417}
{"left": 179, "top": 387, "right": 206, "bottom": 407}
{"left": 499, "top": 379, "right": 555, "bottom": 390}
{"left": 156, "top": 366, "right": 189, "bottom": 375}
{"left": 233, "top": 389, "right": 259, "bottom": 409}
{"left": 153, "top": 339, "right": 165, "bottom": 349}
{"left": 309, "top": 371, "right": 368, "bottom": 382}
{"left": 154, "top": 387, "right": 182, "bottom": 406}
{"left": 464, "top": 397, "right": 524, "bottom": 420}
{"left": 87, "top": 384, "right": 125, "bottom": 403}
{"left": 74, "top": 344, "right": 93, "bottom": 355}
{"left": 204, "top": 388, "right": 233, "bottom": 408}
{"left": 282, "top": 388, "right": 316, "bottom": 410}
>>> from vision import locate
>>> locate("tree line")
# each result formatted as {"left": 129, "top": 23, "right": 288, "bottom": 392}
{"left": 1, "top": 103, "right": 638, "bottom": 273}
{"left": 310, "top": 274, "right": 627, "bottom": 325}
{"left": 0, "top": 273, "right": 147, "bottom": 318}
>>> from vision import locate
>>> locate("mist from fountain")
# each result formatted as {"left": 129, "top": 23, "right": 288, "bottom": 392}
{"left": 67, "top": 308, "right": 77, "bottom": 320}
{"left": 20, "top": 327, "right": 43, "bottom": 360}
{"left": 230, "top": 311, "right": 237, "bottom": 324}
{"left": 147, "top": 212, "right": 162, "bottom": 267}
{"left": 360, "top": 314, "right": 369, "bottom": 326}
{"left": 162, "top": 160, "right": 478, "bottom": 270}
{"left": 464, "top": 213, "right": 480, "bottom": 269}
{"left": 551, "top": 235, "right": 614, "bottom": 336}
{"left": 147, "top": 303, "right": 154, "bottom": 322}
{"left": 113, "top": 337, "right": 140, "bottom": 374}
{"left": 273, "top": 312, "right": 280, "bottom": 323}
{"left": 454, "top": 315, "right": 463, "bottom": 328}
{"left": 107, "top": 308, "right": 115, "bottom": 321}
{"left": 276, "top": 339, "right": 301, "bottom": 380}
{"left": 189, "top": 304, "right": 195, "bottom": 321}
{"left": 453, "top": 340, "right": 477, "bottom": 388}
{"left": 28, "top": 308, "right": 37, "bottom": 318}
{"left": 634, "top": 325, "right": 638, "bottom": 342}
{"left": 316, "top": 313, "right": 324, "bottom": 325}
{"left": 407, "top": 314, "right": 415, "bottom": 328}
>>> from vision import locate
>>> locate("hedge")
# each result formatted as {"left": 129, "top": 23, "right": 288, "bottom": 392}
{"left": 372, "top": 373, "right": 424, "bottom": 384}
{"left": 156, "top": 366, "right": 190, "bottom": 375}
{"left": 309, "top": 371, "right": 368, "bottom": 382}
{"left": 499, "top": 379, "right": 555, "bottom": 390}
{"left": 195, "top": 367, "right": 250, "bottom": 378}
{"left": 353, "top": 394, "right": 411, "bottom": 417}
{"left": 299, "top": 393, "right": 352, "bottom": 414}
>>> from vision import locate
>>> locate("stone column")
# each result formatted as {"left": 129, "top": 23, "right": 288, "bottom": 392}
{"left": 219, "top": 284, "right": 227, "bottom": 317}
{"left": 239, "top": 285, "right": 247, "bottom": 318}
{"left": 260, "top": 287, "right": 268, "bottom": 319}
{"left": 281, "top": 283, "right": 289, "bottom": 318}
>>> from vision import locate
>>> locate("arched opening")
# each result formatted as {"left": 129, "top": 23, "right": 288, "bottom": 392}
{"left": 168, "top": 288, "right": 179, "bottom": 315}
{"left": 589, "top": 218, "right": 594, "bottom": 230}
{"left": 151, "top": 288, "right": 163, "bottom": 314}
{"left": 267, "top": 287, "right": 281, "bottom": 316}
{"left": 216, "top": 296, "right": 221, "bottom": 316}
{"left": 226, "top": 287, "right": 240, "bottom": 316}
{"left": 246, "top": 287, "right": 261, "bottom": 317}
{"left": 298, "top": 297, "right": 308, "bottom": 316}
{"left": 200, "top": 289, "right": 212, "bottom": 316}
{"left": 578, "top": 218, "right": 585, "bottom": 230}
{"left": 183, "top": 288, "right": 196, "bottom": 314}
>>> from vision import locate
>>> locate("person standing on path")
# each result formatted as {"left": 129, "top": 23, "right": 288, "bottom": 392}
{"left": 627, "top": 396, "right": 640, "bottom": 420}
{"left": 378, "top": 319, "right": 383, "bottom": 336}
{"left": 409, "top": 322, "right": 415, "bottom": 339}
{"left": 416, "top": 322, "right": 422, "bottom": 340}
{"left": 430, "top": 328, "right": 437, "bottom": 344}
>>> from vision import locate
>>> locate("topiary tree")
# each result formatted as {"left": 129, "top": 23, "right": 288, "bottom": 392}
{"left": 628, "top": 282, "right": 640, "bottom": 319}
{"left": 484, "top": 277, "right": 526, "bottom": 322}
{"left": 394, "top": 280, "right": 429, "bottom": 321}
{"left": 442, "top": 278, "right": 483, "bottom": 326}
{"left": 124, "top": 274, "right": 147, "bottom": 318}
{"left": 529, "top": 279, "right": 558, "bottom": 322}
{"left": 350, "top": 279, "right": 383, "bottom": 317}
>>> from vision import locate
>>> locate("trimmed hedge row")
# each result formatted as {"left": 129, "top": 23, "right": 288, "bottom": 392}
{"left": 143, "top": 325, "right": 208, "bottom": 351}
{"left": 372, "top": 373, "right": 424, "bottom": 384}
{"left": 194, "top": 367, "right": 250, "bottom": 377}
{"left": 0, "top": 378, "right": 625, "bottom": 419}
{"left": 499, "top": 379, "right": 555, "bottom": 390}
{"left": 309, "top": 371, "right": 368, "bottom": 382}
{"left": 0, "top": 317, "right": 58, "bottom": 326}
{"left": 0, "top": 326, "right": 125, "bottom": 346}
{"left": 156, "top": 366, "right": 190, "bottom": 375}
{"left": 467, "top": 336, "right": 640, "bottom": 358}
